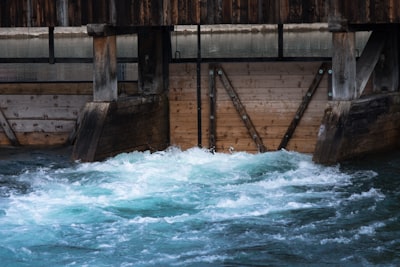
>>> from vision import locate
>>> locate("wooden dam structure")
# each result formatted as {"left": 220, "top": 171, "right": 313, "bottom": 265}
{"left": 0, "top": 1, "right": 400, "bottom": 164}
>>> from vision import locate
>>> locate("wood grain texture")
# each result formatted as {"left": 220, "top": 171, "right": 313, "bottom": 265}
{"left": 169, "top": 62, "right": 330, "bottom": 154}
{"left": 2, "top": 0, "right": 399, "bottom": 26}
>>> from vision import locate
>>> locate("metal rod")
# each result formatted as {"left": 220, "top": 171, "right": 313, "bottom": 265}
{"left": 196, "top": 24, "right": 202, "bottom": 148}
{"left": 48, "top": 26, "right": 55, "bottom": 64}
{"left": 208, "top": 65, "right": 216, "bottom": 152}
{"left": 171, "top": 56, "right": 333, "bottom": 63}
{"left": 278, "top": 24, "right": 284, "bottom": 58}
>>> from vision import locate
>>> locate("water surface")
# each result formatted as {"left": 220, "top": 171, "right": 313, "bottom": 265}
{"left": 0, "top": 147, "right": 399, "bottom": 266}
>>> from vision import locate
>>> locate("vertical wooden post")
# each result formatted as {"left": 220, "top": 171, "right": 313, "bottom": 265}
{"left": 138, "top": 27, "right": 171, "bottom": 95}
{"left": 56, "top": 0, "right": 68, "bottom": 26}
{"left": 93, "top": 35, "right": 117, "bottom": 102}
{"left": 332, "top": 32, "right": 357, "bottom": 100}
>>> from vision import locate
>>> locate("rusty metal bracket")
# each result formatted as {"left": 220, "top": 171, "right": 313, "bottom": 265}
{"left": 216, "top": 65, "right": 267, "bottom": 153}
{"left": 278, "top": 62, "right": 328, "bottom": 150}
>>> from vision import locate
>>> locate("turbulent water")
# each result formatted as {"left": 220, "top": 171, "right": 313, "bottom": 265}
{"left": 0, "top": 147, "right": 399, "bottom": 266}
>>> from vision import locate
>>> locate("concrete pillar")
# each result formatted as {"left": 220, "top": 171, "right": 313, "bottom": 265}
{"left": 332, "top": 32, "right": 357, "bottom": 100}
{"left": 93, "top": 35, "right": 118, "bottom": 102}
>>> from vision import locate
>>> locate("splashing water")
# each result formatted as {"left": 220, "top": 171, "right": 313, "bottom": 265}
{"left": 0, "top": 147, "right": 399, "bottom": 266}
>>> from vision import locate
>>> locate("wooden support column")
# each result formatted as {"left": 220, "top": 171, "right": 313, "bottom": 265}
{"left": 313, "top": 31, "right": 356, "bottom": 164}
{"left": 332, "top": 32, "right": 357, "bottom": 100}
{"left": 138, "top": 27, "right": 171, "bottom": 95}
{"left": 93, "top": 34, "right": 117, "bottom": 102}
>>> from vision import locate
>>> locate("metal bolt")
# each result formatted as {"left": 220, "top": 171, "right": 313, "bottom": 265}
{"left": 218, "top": 69, "right": 223, "bottom": 75}
{"left": 328, "top": 69, "right": 333, "bottom": 75}
{"left": 209, "top": 70, "right": 214, "bottom": 75}
{"left": 319, "top": 69, "right": 324, "bottom": 74}
{"left": 242, "top": 115, "right": 247, "bottom": 120}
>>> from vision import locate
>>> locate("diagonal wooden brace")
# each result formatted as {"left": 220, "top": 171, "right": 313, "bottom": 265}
{"left": 216, "top": 65, "right": 267, "bottom": 153}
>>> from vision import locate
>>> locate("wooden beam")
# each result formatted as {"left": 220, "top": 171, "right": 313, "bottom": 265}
{"left": 0, "top": 107, "right": 19, "bottom": 146}
{"left": 93, "top": 34, "right": 118, "bottom": 102}
{"left": 216, "top": 65, "right": 267, "bottom": 153}
{"left": 356, "top": 31, "right": 387, "bottom": 95}
{"left": 72, "top": 102, "right": 110, "bottom": 162}
{"left": 278, "top": 62, "right": 328, "bottom": 150}
{"left": 332, "top": 31, "right": 357, "bottom": 100}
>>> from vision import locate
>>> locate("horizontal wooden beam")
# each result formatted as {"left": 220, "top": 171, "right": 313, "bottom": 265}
{"left": 87, "top": 24, "right": 174, "bottom": 36}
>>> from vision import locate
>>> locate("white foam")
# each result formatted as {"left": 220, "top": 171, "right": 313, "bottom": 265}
{"left": 348, "top": 188, "right": 385, "bottom": 201}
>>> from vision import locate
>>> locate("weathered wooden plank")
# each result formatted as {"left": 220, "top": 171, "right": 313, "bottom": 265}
{"left": 68, "top": 0, "right": 81, "bottom": 26}
{"left": 261, "top": 0, "right": 280, "bottom": 23}
{"left": 0, "top": 95, "right": 90, "bottom": 107}
{"left": 0, "top": 132, "right": 70, "bottom": 146}
{"left": 162, "top": 0, "right": 171, "bottom": 25}
{"left": 93, "top": 35, "right": 118, "bottom": 101}
{"left": 7, "top": 119, "right": 76, "bottom": 133}
{"left": 170, "top": 0, "right": 179, "bottom": 24}
{"left": 31, "top": 0, "right": 56, "bottom": 26}
{"left": 0, "top": 82, "right": 137, "bottom": 95}
{"left": 115, "top": 0, "right": 132, "bottom": 26}
{"left": 0, "top": 107, "right": 19, "bottom": 146}
{"left": 239, "top": 0, "right": 248, "bottom": 23}
{"left": 178, "top": 0, "right": 188, "bottom": 24}
{"left": 248, "top": 0, "right": 259, "bottom": 23}
{"left": 221, "top": 0, "right": 232, "bottom": 23}
{"left": 332, "top": 32, "right": 356, "bottom": 100}
{"left": 72, "top": 102, "right": 110, "bottom": 162}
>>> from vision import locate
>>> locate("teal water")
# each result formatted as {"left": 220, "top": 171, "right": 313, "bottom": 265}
{"left": 0, "top": 147, "right": 399, "bottom": 266}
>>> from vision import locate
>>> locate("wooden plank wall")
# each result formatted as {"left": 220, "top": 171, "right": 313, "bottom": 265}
{"left": 169, "top": 62, "right": 330, "bottom": 154}
{"left": 0, "top": 82, "right": 138, "bottom": 146}
{"left": 329, "top": 0, "right": 400, "bottom": 24}
{"left": 0, "top": 85, "right": 91, "bottom": 146}
{"left": 1, "top": 0, "right": 400, "bottom": 27}
{"left": 5, "top": 0, "right": 400, "bottom": 27}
